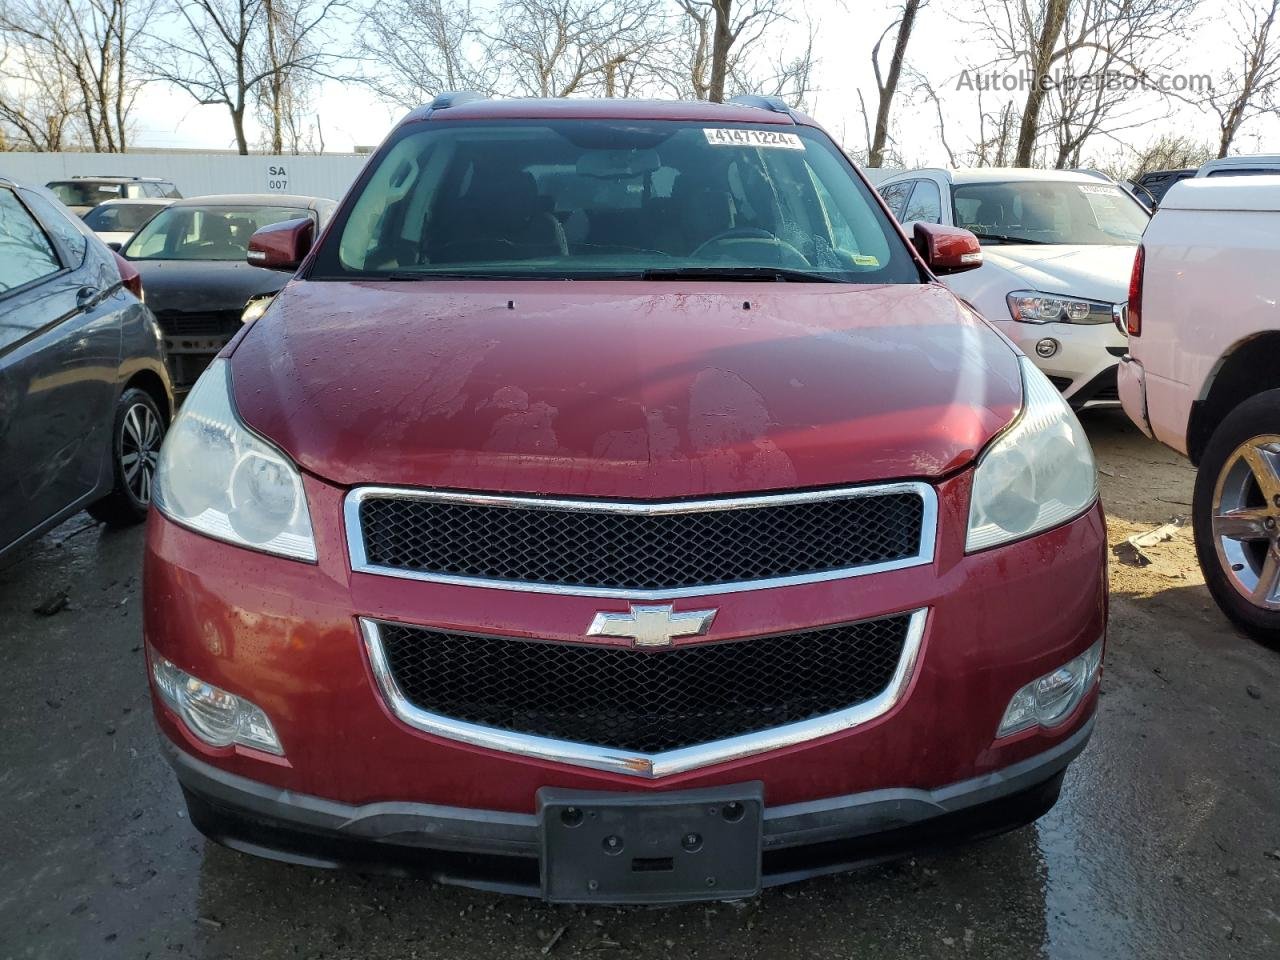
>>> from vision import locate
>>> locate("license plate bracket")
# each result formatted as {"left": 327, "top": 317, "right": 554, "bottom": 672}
{"left": 538, "top": 783, "right": 763, "bottom": 904}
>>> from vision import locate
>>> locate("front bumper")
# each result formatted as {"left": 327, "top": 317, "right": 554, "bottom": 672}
{"left": 167, "top": 716, "right": 1091, "bottom": 897}
{"left": 144, "top": 466, "right": 1107, "bottom": 898}
{"left": 989, "top": 317, "right": 1125, "bottom": 406}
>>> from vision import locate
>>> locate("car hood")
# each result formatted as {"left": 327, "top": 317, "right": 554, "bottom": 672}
{"left": 132, "top": 259, "right": 288, "bottom": 315}
{"left": 980, "top": 244, "right": 1136, "bottom": 303}
{"left": 230, "top": 280, "right": 1022, "bottom": 498}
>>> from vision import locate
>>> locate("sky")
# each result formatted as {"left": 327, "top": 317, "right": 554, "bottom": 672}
{"left": 127, "top": 0, "right": 1279, "bottom": 167}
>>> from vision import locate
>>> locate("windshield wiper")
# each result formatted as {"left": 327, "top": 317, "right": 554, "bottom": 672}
{"left": 383, "top": 271, "right": 538, "bottom": 280}
{"left": 640, "top": 266, "right": 845, "bottom": 283}
{"left": 969, "top": 232, "right": 1049, "bottom": 245}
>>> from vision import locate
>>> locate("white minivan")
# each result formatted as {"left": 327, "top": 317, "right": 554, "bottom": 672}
{"left": 878, "top": 168, "right": 1148, "bottom": 407}
{"left": 1120, "top": 175, "right": 1280, "bottom": 647}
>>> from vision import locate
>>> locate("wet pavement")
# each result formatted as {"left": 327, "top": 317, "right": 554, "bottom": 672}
{"left": 1, "top": 410, "right": 1277, "bottom": 960}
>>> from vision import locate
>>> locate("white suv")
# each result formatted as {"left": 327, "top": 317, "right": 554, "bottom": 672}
{"left": 1195, "top": 154, "right": 1280, "bottom": 179}
{"left": 878, "top": 168, "right": 1148, "bottom": 407}
{"left": 1120, "top": 175, "right": 1280, "bottom": 647}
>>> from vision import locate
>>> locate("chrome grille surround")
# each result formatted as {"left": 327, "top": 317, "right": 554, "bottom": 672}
{"left": 360, "top": 609, "right": 929, "bottom": 778}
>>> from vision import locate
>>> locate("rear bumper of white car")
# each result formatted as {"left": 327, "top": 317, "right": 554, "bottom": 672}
{"left": 1118, "top": 357, "right": 1153, "bottom": 437}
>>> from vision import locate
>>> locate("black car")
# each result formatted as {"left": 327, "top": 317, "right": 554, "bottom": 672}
{"left": 0, "top": 178, "right": 173, "bottom": 560}
{"left": 118, "top": 194, "right": 336, "bottom": 390}
{"left": 1131, "top": 169, "right": 1196, "bottom": 209}
{"left": 45, "top": 176, "right": 182, "bottom": 217}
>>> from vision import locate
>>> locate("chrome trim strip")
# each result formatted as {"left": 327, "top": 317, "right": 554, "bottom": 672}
{"left": 359, "top": 609, "right": 928, "bottom": 779}
{"left": 344, "top": 483, "right": 938, "bottom": 600}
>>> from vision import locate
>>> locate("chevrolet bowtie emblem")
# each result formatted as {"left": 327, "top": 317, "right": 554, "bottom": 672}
{"left": 586, "top": 604, "right": 717, "bottom": 648}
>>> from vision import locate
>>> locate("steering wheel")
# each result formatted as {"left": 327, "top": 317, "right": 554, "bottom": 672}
{"left": 691, "top": 227, "right": 774, "bottom": 256}
{"left": 691, "top": 228, "right": 810, "bottom": 267}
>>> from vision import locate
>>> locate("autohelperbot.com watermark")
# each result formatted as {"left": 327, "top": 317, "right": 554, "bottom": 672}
{"left": 956, "top": 68, "right": 1213, "bottom": 95}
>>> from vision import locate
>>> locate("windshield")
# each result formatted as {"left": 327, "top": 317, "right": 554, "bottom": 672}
{"left": 313, "top": 120, "right": 917, "bottom": 283}
{"left": 122, "top": 205, "right": 310, "bottom": 261}
{"left": 83, "top": 202, "right": 164, "bottom": 234}
{"left": 46, "top": 181, "right": 122, "bottom": 207}
{"left": 953, "top": 180, "right": 1148, "bottom": 245}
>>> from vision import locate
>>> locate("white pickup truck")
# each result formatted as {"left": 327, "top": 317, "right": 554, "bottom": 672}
{"left": 1120, "top": 176, "right": 1280, "bottom": 647}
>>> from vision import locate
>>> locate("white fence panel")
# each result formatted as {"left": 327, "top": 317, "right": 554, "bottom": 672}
{"left": 0, "top": 152, "right": 371, "bottom": 202}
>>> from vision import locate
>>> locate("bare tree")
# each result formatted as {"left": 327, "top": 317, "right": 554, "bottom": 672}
{"left": 1092, "top": 132, "right": 1213, "bottom": 180}
{"left": 358, "top": 0, "right": 487, "bottom": 107}
{"left": 972, "top": 95, "right": 1020, "bottom": 167}
{"left": 0, "top": 0, "right": 153, "bottom": 151}
{"left": 865, "top": 0, "right": 923, "bottom": 168}
{"left": 674, "top": 0, "right": 790, "bottom": 103}
{"left": 1206, "top": 0, "right": 1280, "bottom": 157}
{"left": 151, "top": 0, "right": 344, "bottom": 154}
{"left": 1048, "top": 0, "right": 1197, "bottom": 168}
{"left": 966, "top": 0, "right": 1198, "bottom": 167}
{"left": 0, "top": 36, "right": 80, "bottom": 148}
{"left": 735, "top": 17, "right": 815, "bottom": 108}
{"left": 912, "top": 72, "right": 957, "bottom": 166}
{"left": 255, "top": 0, "right": 325, "bottom": 151}
{"left": 488, "top": 0, "right": 669, "bottom": 99}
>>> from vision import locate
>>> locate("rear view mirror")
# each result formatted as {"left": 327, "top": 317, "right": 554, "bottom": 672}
{"left": 247, "top": 217, "right": 314, "bottom": 271}
{"left": 577, "top": 149, "right": 661, "bottom": 179}
{"left": 913, "top": 222, "right": 983, "bottom": 275}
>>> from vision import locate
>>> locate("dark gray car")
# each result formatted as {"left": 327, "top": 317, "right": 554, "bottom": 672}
{"left": 0, "top": 177, "right": 174, "bottom": 560}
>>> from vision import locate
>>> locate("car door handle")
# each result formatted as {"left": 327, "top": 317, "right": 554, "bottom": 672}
{"left": 76, "top": 286, "right": 99, "bottom": 310}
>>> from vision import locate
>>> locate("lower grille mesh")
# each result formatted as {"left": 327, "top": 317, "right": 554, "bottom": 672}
{"left": 376, "top": 615, "right": 912, "bottom": 754}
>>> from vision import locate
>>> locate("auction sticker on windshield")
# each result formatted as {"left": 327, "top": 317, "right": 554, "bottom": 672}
{"left": 703, "top": 128, "right": 804, "bottom": 150}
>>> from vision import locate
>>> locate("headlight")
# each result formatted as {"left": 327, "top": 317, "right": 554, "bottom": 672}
{"left": 151, "top": 652, "right": 283, "bottom": 754}
{"left": 241, "top": 295, "right": 273, "bottom": 324}
{"left": 1007, "top": 290, "right": 1116, "bottom": 324}
{"left": 153, "top": 358, "right": 316, "bottom": 561}
{"left": 967, "top": 357, "right": 1097, "bottom": 552}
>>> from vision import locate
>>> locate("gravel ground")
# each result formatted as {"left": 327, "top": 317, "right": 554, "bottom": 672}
{"left": 1, "top": 409, "right": 1277, "bottom": 960}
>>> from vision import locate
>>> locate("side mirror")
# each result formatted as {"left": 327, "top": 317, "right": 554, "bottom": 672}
{"left": 913, "top": 222, "right": 983, "bottom": 275}
{"left": 247, "top": 217, "right": 314, "bottom": 271}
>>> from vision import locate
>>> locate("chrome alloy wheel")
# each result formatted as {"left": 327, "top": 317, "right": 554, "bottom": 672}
{"left": 121, "top": 401, "right": 163, "bottom": 505}
{"left": 1211, "top": 435, "right": 1280, "bottom": 611}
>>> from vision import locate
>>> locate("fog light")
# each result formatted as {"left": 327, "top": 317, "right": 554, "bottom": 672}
{"left": 151, "top": 653, "right": 283, "bottom": 754}
{"left": 1035, "top": 337, "right": 1059, "bottom": 358}
{"left": 997, "top": 639, "right": 1103, "bottom": 737}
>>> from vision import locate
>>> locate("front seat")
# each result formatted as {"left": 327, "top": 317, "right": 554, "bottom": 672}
{"left": 661, "top": 170, "right": 733, "bottom": 256}
{"left": 431, "top": 167, "right": 567, "bottom": 263}
{"left": 198, "top": 215, "right": 240, "bottom": 258}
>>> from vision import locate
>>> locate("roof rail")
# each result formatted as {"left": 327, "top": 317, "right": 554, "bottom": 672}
{"left": 727, "top": 94, "right": 793, "bottom": 115}
{"left": 430, "top": 90, "right": 488, "bottom": 110}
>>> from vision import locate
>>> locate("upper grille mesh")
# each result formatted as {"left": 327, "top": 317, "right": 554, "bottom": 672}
{"left": 357, "top": 490, "right": 926, "bottom": 592}
{"left": 376, "top": 615, "right": 912, "bottom": 753}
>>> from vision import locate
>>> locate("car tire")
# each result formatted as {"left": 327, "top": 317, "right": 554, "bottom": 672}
{"left": 1192, "top": 388, "right": 1280, "bottom": 649}
{"left": 87, "top": 388, "right": 166, "bottom": 527}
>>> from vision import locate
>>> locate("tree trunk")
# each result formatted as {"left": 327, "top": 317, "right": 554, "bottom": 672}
{"left": 265, "top": 0, "right": 284, "bottom": 153}
{"left": 115, "top": 0, "right": 128, "bottom": 151}
{"left": 708, "top": 0, "right": 732, "bottom": 103}
{"left": 232, "top": 104, "right": 248, "bottom": 154}
{"left": 1014, "top": 0, "right": 1069, "bottom": 167}
{"left": 869, "top": 0, "right": 921, "bottom": 168}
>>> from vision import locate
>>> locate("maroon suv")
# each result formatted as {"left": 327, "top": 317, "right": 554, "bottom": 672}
{"left": 143, "top": 94, "right": 1106, "bottom": 904}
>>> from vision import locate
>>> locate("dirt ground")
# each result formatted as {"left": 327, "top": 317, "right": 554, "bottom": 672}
{"left": 1, "top": 409, "right": 1277, "bottom": 960}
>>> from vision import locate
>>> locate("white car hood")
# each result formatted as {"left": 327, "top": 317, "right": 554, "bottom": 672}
{"left": 980, "top": 244, "right": 1136, "bottom": 302}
